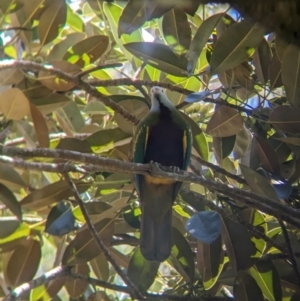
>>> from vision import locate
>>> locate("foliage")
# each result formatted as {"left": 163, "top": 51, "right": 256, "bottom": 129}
{"left": 0, "top": 0, "right": 300, "bottom": 301}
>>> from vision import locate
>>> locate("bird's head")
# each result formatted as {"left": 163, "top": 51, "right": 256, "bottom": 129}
{"left": 150, "top": 86, "right": 174, "bottom": 112}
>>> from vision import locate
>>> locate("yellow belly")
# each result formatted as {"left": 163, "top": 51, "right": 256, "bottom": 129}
{"left": 144, "top": 175, "right": 175, "bottom": 185}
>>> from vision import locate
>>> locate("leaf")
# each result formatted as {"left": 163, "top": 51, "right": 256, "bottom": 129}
{"left": 282, "top": 44, "right": 300, "bottom": 107}
{"left": 162, "top": 7, "right": 191, "bottom": 57}
{"left": 65, "top": 264, "right": 89, "bottom": 298}
{"left": 221, "top": 216, "right": 256, "bottom": 271}
{"left": 62, "top": 218, "right": 114, "bottom": 265}
{"left": 55, "top": 100, "right": 85, "bottom": 133}
{"left": 253, "top": 135, "right": 280, "bottom": 175}
{"left": 0, "top": 88, "right": 30, "bottom": 120}
{"left": 90, "top": 253, "right": 109, "bottom": 282}
{"left": 63, "top": 35, "right": 109, "bottom": 68}
{"left": 38, "top": 61, "right": 81, "bottom": 91}
{"left": 170, "top": 227, "right": 195, "bottom": 282}
{"left": 0, "top": 183, "right": 22, "bottom": 221}
{"left": 47, "top": 32, "right": 85, "bottom": 61}
{"left": 0, "top": 68, "right": 23, "bottom": 85}
{"left": 20, "top": 180, "right": 91, "bottom": 210}
{"left": 239, "top": 164, "right": 280, "bottom": 201}
{"left": 45, "top": 202, "right": 75, "bottom": 236}
{"left": 30, "top": 103, "right": 50, "bottom": 148}
{"left": 252, "top": 38, "right": 272, "bottom": 84}
{"left": 270, "top": 106, "right": 300, "bottom": 134}
{"left": 210, "top": 20, "right": 265, "bottom": 75}
{"left": 213, "top": 135, "right": 236, "bottom": 160}
{"left": 180, "top": 113, "right": 209, "bottom": 160}
{"left": 0, "top": 219, "right": 20, "bottom": 239}
{"left": 233, "top": 126, "right": 251, "bottom": 160}
{"left": 187, "top": 13, "right": 223, "bottom": 75}
{"left": 103, "top": 2, "right": 142, "bottom": 65}
{"left": 6, "top": 239, "right": 41, "bottom": 287}
{"left": 249, "top": 260, "right": 282, "bottom": 301}
{"left": 186, "top": 211, "right": 222, "bottom": 244}
{"left": 233, "top": 271, "right": 264, "bottom": 301}
{"left": 38, "top": 0, "right": 67, "bottom": 46}
{"left": 118, "top": 0, "right": 149, "bottom": 37}
{"left": 124, "top": 42, "right": 188, "bottom": 77}
{"left": 206, "top": 106, "right": 244, "bottom": 137}
{"left": 127, "top": 247, "right": 159, "bottom": 293}
{"left": 197, "top": 235, "right": 224, "bottom": 285}
{"left": 123, "top": 205, "right": 141, "bottom": 229}
{"left": 114, "top": 99, "right": 149, "bottom": 135}
{"left": 0, "top": 163, "right": 26, "bottom": 191}
{"left": 85, "top": 128, "right": 131, "bottom": 154}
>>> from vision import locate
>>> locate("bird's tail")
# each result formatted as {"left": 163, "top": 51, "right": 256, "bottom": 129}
{"left": 140, "top": 203, "right": 172, "bottom": 262}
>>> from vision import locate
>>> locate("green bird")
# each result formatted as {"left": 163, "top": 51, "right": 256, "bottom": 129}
{"left": 133, "top": 86, "right": 192, "bottom": 262}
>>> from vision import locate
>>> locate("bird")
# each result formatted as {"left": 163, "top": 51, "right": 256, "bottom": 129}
{"left": 132, "top": 86, "right": 192, "bottom": 262}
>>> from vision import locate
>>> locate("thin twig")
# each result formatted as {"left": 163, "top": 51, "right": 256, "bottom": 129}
{"left": 64, "top": 173, "right": 144, "bottom": 300}
{"left": 77, "top": 63, "right": 123, "bottom": 78}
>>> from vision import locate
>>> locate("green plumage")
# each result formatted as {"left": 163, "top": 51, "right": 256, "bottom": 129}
{"left": 133, "top": 87, "right": 192, "bottom": 262}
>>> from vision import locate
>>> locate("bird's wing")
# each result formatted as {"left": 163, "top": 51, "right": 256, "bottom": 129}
{"left": 132, "top": 120, "right": 149, "bottom": 195}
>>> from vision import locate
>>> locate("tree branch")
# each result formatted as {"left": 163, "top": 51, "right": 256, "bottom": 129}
{"left": 1, "top": 146, "right": 300, "bottom": 228}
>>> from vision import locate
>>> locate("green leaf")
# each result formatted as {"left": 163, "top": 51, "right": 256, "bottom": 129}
{"left": 187, "top": 13, "right": 223, "bottom": 75}
{"left": 124, "top": 42, "right": 188, "bottom": 77}
{"left": 234, "top": 271, "right": 264, "bottom": 301}
{"left": 210, "top": 20, "right": 265, "bottom": 75}
{"left": 63, "top": 35, "right": 109, "bottom": 68}
{"left": 162, "top": 7, "right": 191, "bottom": 56}
{"left": 180, "top": 113, "right": 209, "bottom": 160}
{"left": 127, "top": 247, "right": 160, "bottom": 292}
{"left": 249, "top": 260, "right": 282, "bottom": 301}
{"left": 20, "top": 180, "right": 91, "bottom": 210}
{"left": 170, "top": 227, "right": 195, "bottom": 282}
{"left": 38, "top": 1, "right": 67, "bottom": 46}
{"left": 0, "top": 183, "right": 22, "bottom": 221}
{"left": 85, "top": 128, "right": 131, "bottom": 153}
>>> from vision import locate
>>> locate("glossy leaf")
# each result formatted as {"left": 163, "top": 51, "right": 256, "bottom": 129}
{"left": 0, "top": 88, "right": 30, "bottom": 120}
{"left": 38, "top": 0, "right": 67, "bottom": 46}
{"left": 162, "top": 7, "right": 191, "bottom": 56}
{"left": 187, "top": 13, "right": 223, "bottom": 75}
{"left": 170, "top": 227, "right": 195, "bottom": 282}
{"left": 213, "top": 135, "right": 236, "bottom": 160}
{"left": 197, "top": 235, "right": 224, "bottom": 286}
{"left": 20, "top": 180, "right": 91, "bottom": 210}
{"left": 6, "top": 239, "right": 41, "bottom": 287}
{"left": 39, "top": 61, "right": 81, "bottom": 91}
{"left": 63, "top": 35, "right": 109, "bottom": 68}
{"left": 210, "top": 21, "right": 265, "bottom": 74}
{"left": 252, "top": 38, "right": 272, "bottom": 84}
{"left": 62, "top": 218, "right": 114, "bottom": 265}
{"left": 253, "top": 135, "right": 280, "bottom": 175}
{"left": 0, "top": 183, "right": 22, "bottom": 221}
{"left": 234, "top": 271, "right": 264, "bottom": 301}
{"left": 127, "top": 247, "right": 159, "bottom": 292}
{"left": 65, "top": 264, "right": 89, "bottom": 298}
{"left": 222, "top": 216, "right": 256, "bottom": 271}
{"left": 206, "top": 106, "right": 244, "bottom": 137}
{"left": 239, "top": 164, "right": 280, "bottom": 201}
{"left": 124, "top": 42, "right": 188, "bottom": 77}
{"left": 30, "top": 103, "right": 50, "bottom": 148}
{"left": 270, "top": 106, "right": 300, "bottom": 134}
{"left": 249, "top": 260, "right": 282, "bottom": 301}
